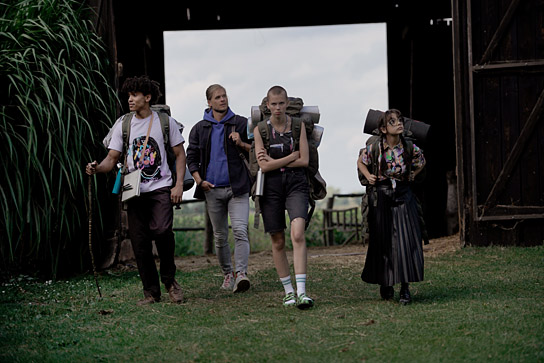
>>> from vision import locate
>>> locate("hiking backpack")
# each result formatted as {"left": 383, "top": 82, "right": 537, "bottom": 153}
{"left": 103, "top": 104, "right": 194, "bottom": 191}
{"left": 357, "top": 129, "right": 428, "bottom": 244}
{"left": 248, "top": 97, "right": 327, "bottom": 228}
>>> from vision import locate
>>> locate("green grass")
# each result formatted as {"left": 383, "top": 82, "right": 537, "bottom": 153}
{"left": 1, "top": 245, "right": 543, "bottom": 362}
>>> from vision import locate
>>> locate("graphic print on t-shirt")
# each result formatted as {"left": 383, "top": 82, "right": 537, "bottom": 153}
{"left": 130, "top": 136, "right": 163, "bottom": 183}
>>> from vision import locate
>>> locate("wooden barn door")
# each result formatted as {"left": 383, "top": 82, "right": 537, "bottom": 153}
{"left": 452, "top": 0, "right": 544, "bottom": 245}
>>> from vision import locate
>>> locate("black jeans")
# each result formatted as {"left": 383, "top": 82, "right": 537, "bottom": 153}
{"left": 127, "top": 187, "right": 176, "bottom": 299}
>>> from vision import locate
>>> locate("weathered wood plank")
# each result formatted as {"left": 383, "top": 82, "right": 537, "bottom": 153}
{"left": 478, "top": 0, "right": 522, "bottom": 64}
{"left": 482, "top": 87, "right": 544, "bottom": 213}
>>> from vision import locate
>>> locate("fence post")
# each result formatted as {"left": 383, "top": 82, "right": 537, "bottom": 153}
{"left": 325, "top": 196, "right": 335, "bottom": 246}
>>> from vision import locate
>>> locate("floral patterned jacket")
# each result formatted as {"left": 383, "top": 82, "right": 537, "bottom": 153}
{"left": 360, "top": 139, "right": 425, "bottom": 182}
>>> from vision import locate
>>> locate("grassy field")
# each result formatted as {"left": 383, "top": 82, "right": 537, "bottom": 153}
{"left": 1, "top": 242, "right": 543, "bottom": 362}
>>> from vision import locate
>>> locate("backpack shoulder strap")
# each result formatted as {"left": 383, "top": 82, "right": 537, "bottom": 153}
{"left": 121, "top": 112, "right": 134, "bottom": 154}
{"left": 291, "top": 117, "right": 302, "bottom": 145}
{"left": 257, "top": 120, "right": 270, "bottom": 149}
{"left": 369, "top": 136, "right": 381, "bottom": 177}
{"left": 121, "top": 112, "right": 134, "bottom": 173}
{"left": 403, "top": 137, "right": 415, "bottom": 177}
{"left": 404, "top": 139, "right": 414, "bottom": 155}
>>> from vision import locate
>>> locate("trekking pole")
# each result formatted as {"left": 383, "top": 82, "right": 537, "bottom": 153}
{"left": 88, "top": 175, "right": 102, "bottom": 298}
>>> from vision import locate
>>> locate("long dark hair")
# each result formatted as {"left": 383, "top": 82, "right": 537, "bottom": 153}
{"left": 378, "top": 109, "right": 412, "bottom": 179}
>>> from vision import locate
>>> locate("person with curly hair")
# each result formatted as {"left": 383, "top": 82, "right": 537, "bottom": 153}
{"left": 86, "top": 75, "right": 186, "bottom": 305}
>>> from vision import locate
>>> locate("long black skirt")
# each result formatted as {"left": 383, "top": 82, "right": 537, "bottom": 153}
{"left": 361, "top": 182, "right": 424, "bottom": 286}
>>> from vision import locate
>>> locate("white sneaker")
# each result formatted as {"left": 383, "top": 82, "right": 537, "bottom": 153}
{"left": 233, "top": 272, "right": 250, "bottom": 293}
{"left": 220, "top": 272, "right": 235, "bottom": 290}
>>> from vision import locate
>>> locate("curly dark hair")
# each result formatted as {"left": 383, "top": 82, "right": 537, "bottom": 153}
{"left": 121, "top": 75, "right": 162, "bottom": 104}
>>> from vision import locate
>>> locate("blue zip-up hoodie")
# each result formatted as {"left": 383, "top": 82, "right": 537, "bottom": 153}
{"left": 204, "top": 107, "right": 235, "bottom": 187}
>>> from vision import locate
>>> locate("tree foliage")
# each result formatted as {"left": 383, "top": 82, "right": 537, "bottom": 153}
{"left": 0, "top": 0, "right": 118, "bottom": 277}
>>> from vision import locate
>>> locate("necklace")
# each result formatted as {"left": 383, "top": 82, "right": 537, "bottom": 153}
{"left": 272, "top": 116, "right": 289, "bottom": 136}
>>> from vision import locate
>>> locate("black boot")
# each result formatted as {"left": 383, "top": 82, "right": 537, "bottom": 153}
{"left": 380, "top": 285, "right": 394, "bottom": 300}
{"left": 399, "top": 283, "right": 411, "bottom": 305}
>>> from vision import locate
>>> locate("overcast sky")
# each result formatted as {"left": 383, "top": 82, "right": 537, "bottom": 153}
{"left": 163, "top": 23, "right": 388, "bottom": 198}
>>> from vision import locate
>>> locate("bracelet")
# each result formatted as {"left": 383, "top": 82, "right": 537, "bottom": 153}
{"left": 198, "top": 180, "right": 203, "bottom": 187}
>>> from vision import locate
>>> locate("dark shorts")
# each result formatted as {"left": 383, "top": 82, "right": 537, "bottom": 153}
{"left": 260, "top": 168, "right": 309, "bottom": 234}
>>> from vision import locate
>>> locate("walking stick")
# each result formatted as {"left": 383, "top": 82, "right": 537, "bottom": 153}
{"left": 88, "top": 175, "right": 102, "bottom": 298}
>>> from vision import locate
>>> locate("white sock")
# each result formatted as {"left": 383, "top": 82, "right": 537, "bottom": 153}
{"left": 280, "top": 276, "right": 294, "bottom": 295}
{"left": 295, "top": 274, "right": 306, "bottom": 296}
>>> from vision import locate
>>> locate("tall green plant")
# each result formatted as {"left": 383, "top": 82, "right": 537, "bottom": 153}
{"left": 0, "top": 0, "right": 118, "bottom": 277}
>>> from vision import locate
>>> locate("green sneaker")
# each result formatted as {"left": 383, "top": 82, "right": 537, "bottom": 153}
{"left": 283, "top": 292, "right": 296, "bottom": 307}
{"left": 296, "top": 293, "right": 314, "bottom": 310}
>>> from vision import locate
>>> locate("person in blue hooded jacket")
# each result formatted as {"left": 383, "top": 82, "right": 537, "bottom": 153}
{"left": 186, "top": 84, "right": 252, "bottom": 293}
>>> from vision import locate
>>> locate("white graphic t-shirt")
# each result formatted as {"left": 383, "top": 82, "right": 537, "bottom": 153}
{"left": 108, "top": 111, "right": 185, "bottom": 193}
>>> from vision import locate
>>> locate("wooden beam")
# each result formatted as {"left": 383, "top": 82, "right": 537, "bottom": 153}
{"left": 479, "top": 214, "right": 544, "bottom": 221}
{"left": 495, "top": 205, "right": 544, "bottom": 212}
{"left": 477, "top": 0, "right": 523, "bottom": 65}
{"left": 473, "top": 59, "right": 544, "bottom": 72}
{"left": 481, "top": 87, "right": 544, "bottom": 217}
{"left": 478, "top": 205, "right": 544, "bottom": 221}
{"left": 451, "top": 0, "right": 470, "bottom": 242}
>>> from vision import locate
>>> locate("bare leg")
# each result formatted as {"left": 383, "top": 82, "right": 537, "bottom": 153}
{"left": 270, "top": 231, "right": 290, "bottom": 278}
{"left": 290, "top": 218, "right": 307, "bottom": 275}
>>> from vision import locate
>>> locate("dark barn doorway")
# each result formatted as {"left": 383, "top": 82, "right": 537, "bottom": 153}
{"left": 93, "top": 1, "right": 457, "bottom": 242}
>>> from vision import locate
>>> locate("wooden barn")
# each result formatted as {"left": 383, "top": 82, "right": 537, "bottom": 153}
{"left": 88, "top": 0, "right": 543, "bottom": 247}
{"left": 452, "top": 0, "right": 544, "bottom": 245}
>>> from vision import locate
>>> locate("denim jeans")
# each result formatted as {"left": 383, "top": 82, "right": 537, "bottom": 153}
{"left": 204, "top": 187, "right": 250, "bottom": 274}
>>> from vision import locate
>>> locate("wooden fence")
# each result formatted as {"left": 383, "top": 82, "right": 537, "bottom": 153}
{"left": 173, "top": 199, "right": 214, "bottom": 254}
{"left": 322, "top": 193, "right": 366, "bottom": 246}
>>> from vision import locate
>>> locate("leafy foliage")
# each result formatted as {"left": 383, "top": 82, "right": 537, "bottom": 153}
{"left": 0, "top": 0, "right": 118, "bottom": 277}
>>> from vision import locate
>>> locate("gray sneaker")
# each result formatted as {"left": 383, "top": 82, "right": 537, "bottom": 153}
{"left": 233, "top": 272, "right": 250, "bottom": 293}
{"left": 221, "top": 272, "right": 235, "bottom": 290}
